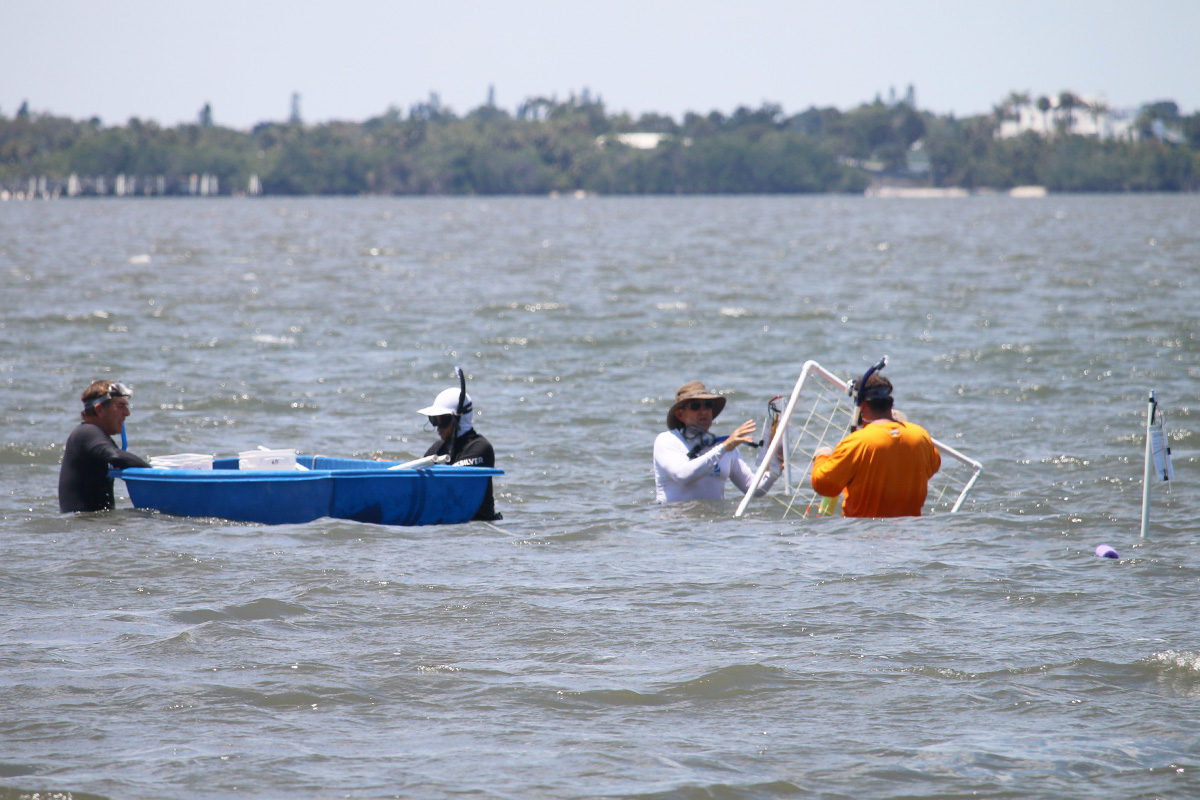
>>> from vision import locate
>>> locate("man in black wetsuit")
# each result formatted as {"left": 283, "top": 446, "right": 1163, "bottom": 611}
{"left": 417, "top": 387, "right": 501, "bottom": 521}
{"left": 58, "top": 381, "right": 151, "bottom": 512}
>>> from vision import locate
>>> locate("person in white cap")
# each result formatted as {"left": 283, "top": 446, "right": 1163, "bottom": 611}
{"left": 653, "top": 380, "right": 780, "bottom": 504}
{"left": 417, "top": 387, "right": 500, "bottom": 521}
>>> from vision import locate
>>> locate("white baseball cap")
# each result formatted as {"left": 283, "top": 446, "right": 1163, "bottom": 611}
{"left": 417, "top": 388, "right": 472, "bottom": 417}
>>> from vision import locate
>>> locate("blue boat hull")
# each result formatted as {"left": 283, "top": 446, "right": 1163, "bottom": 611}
{"left": 114, "top": 456, "right": 501, "bottom": 526}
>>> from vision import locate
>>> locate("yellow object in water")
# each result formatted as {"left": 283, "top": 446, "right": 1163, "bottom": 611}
{"left": 818, "top": 495, "right": 838, "bottom": 516}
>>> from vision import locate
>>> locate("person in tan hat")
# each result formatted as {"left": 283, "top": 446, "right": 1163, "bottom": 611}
{"left": 653, "top": 381, "right": 781, "bottom": 504}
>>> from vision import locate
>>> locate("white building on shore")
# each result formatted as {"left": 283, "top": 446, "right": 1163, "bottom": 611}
{"left": 996, "top": 95, "right": 1138, "bottom": 141}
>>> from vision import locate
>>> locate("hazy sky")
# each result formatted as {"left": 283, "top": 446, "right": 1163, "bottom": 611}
{"left": 6, "top": 0, "right": 1197, "bottom": 129}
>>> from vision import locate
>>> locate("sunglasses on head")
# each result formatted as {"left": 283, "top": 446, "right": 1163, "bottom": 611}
{"left": 686, "top": 399, "right": 715, "bottom": 411}
{"left": 428, "top": 415, "right": 453, "bottom": 428}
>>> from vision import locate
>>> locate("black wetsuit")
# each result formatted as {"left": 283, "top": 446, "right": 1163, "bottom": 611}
{"left": 58, "top": 423, "right": 151, "bottom": 512}
{"left": 423, "top": 428, "right": 501, "bottom": 521}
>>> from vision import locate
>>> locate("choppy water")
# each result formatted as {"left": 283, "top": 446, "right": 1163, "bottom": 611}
{"left": 2, "top": 194, "right": 1198, "bottom": 800}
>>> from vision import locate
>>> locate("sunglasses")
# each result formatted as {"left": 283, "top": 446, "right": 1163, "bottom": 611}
{"left": 686, "top": 399, "right": 715, "bottom": 411}
{"left": 428, "top": 415, "right": 453, "bottom": 428}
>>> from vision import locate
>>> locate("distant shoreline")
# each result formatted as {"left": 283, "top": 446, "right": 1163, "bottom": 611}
{"left": 3, "top": 92, "right": 1196, "bottom": 196}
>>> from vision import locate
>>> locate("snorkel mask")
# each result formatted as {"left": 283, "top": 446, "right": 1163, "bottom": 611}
{"left": 86, "top": 382, "right": 132, "bottom": 410}
{"left": 683, "top": 425, "right": 720, "bottom": 459}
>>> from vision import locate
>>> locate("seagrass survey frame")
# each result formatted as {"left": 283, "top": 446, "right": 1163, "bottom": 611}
{"left": 734, "top": 360, "right": 983, "bottom": 519}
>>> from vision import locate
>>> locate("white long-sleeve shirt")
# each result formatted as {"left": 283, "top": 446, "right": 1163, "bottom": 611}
{"left": 653, "top": 429, "right": 778, "bottom": 504}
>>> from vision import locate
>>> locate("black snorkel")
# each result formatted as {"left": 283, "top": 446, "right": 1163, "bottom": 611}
{"left": 855, "top": 356, "right": 888, "bottom": 407}
{"left": 450, "top": 365, "right": 467, "bottom": 464}
{"left": 852, "top": 356, "right": 888, "bottom": 429}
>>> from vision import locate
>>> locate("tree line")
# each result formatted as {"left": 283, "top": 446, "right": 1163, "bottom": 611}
{"left": 2, "top": 92, "right": 1198, "bottom": 196}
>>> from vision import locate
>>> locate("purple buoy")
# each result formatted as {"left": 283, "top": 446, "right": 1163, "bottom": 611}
{"left": 1094, "top": 545, "right": 1119, "bottom": 559}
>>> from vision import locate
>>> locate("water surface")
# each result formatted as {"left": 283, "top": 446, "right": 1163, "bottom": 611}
{"left": 1, "top": 194, "right": 1198, "bottom": 799}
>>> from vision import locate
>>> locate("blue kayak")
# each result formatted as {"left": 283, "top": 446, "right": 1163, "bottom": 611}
{"left": 112, "top": 456, "right": 502, "bottom": 526}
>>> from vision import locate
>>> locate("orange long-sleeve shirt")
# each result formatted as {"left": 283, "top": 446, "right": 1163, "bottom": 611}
{"left": 811, "top": 421, "right": 941, "bottom": 517}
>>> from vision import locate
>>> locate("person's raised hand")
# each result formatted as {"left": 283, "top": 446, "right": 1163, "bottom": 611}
{"left": 723, "top": 419, "right": 757, "bottom": 451}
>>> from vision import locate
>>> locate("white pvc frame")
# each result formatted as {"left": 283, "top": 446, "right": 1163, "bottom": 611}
{"left": 734, "top": 360, "right": 983, "bottom": 518}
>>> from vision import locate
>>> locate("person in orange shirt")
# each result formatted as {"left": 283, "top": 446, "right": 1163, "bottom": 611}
{"left": 811, "top": 370, "right": 940, "bottom": 517}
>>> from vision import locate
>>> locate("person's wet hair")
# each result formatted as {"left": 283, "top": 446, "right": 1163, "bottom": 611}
{"left": 859, "top": 374, "right": 894, "bottom": 413}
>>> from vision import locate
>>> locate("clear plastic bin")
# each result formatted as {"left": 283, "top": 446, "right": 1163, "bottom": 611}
{"left": 150, "top": 453, "right": 214, "bottom": 470}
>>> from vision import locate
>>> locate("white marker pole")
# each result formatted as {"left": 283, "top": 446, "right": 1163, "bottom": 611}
{"left": 1140, "top": 390, "right": 1155, "bottom": 539}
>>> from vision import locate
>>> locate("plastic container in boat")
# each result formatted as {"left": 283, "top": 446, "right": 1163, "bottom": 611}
{"left": 238, "top": 448, "right": 297, "bottom": 471}
{"left": 150, "top": 453, "right": 214, "bottom": 470}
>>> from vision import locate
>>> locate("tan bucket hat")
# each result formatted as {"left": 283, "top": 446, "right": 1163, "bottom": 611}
{"left": 666, "top": 381, "right": 726, "bottom": 430}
